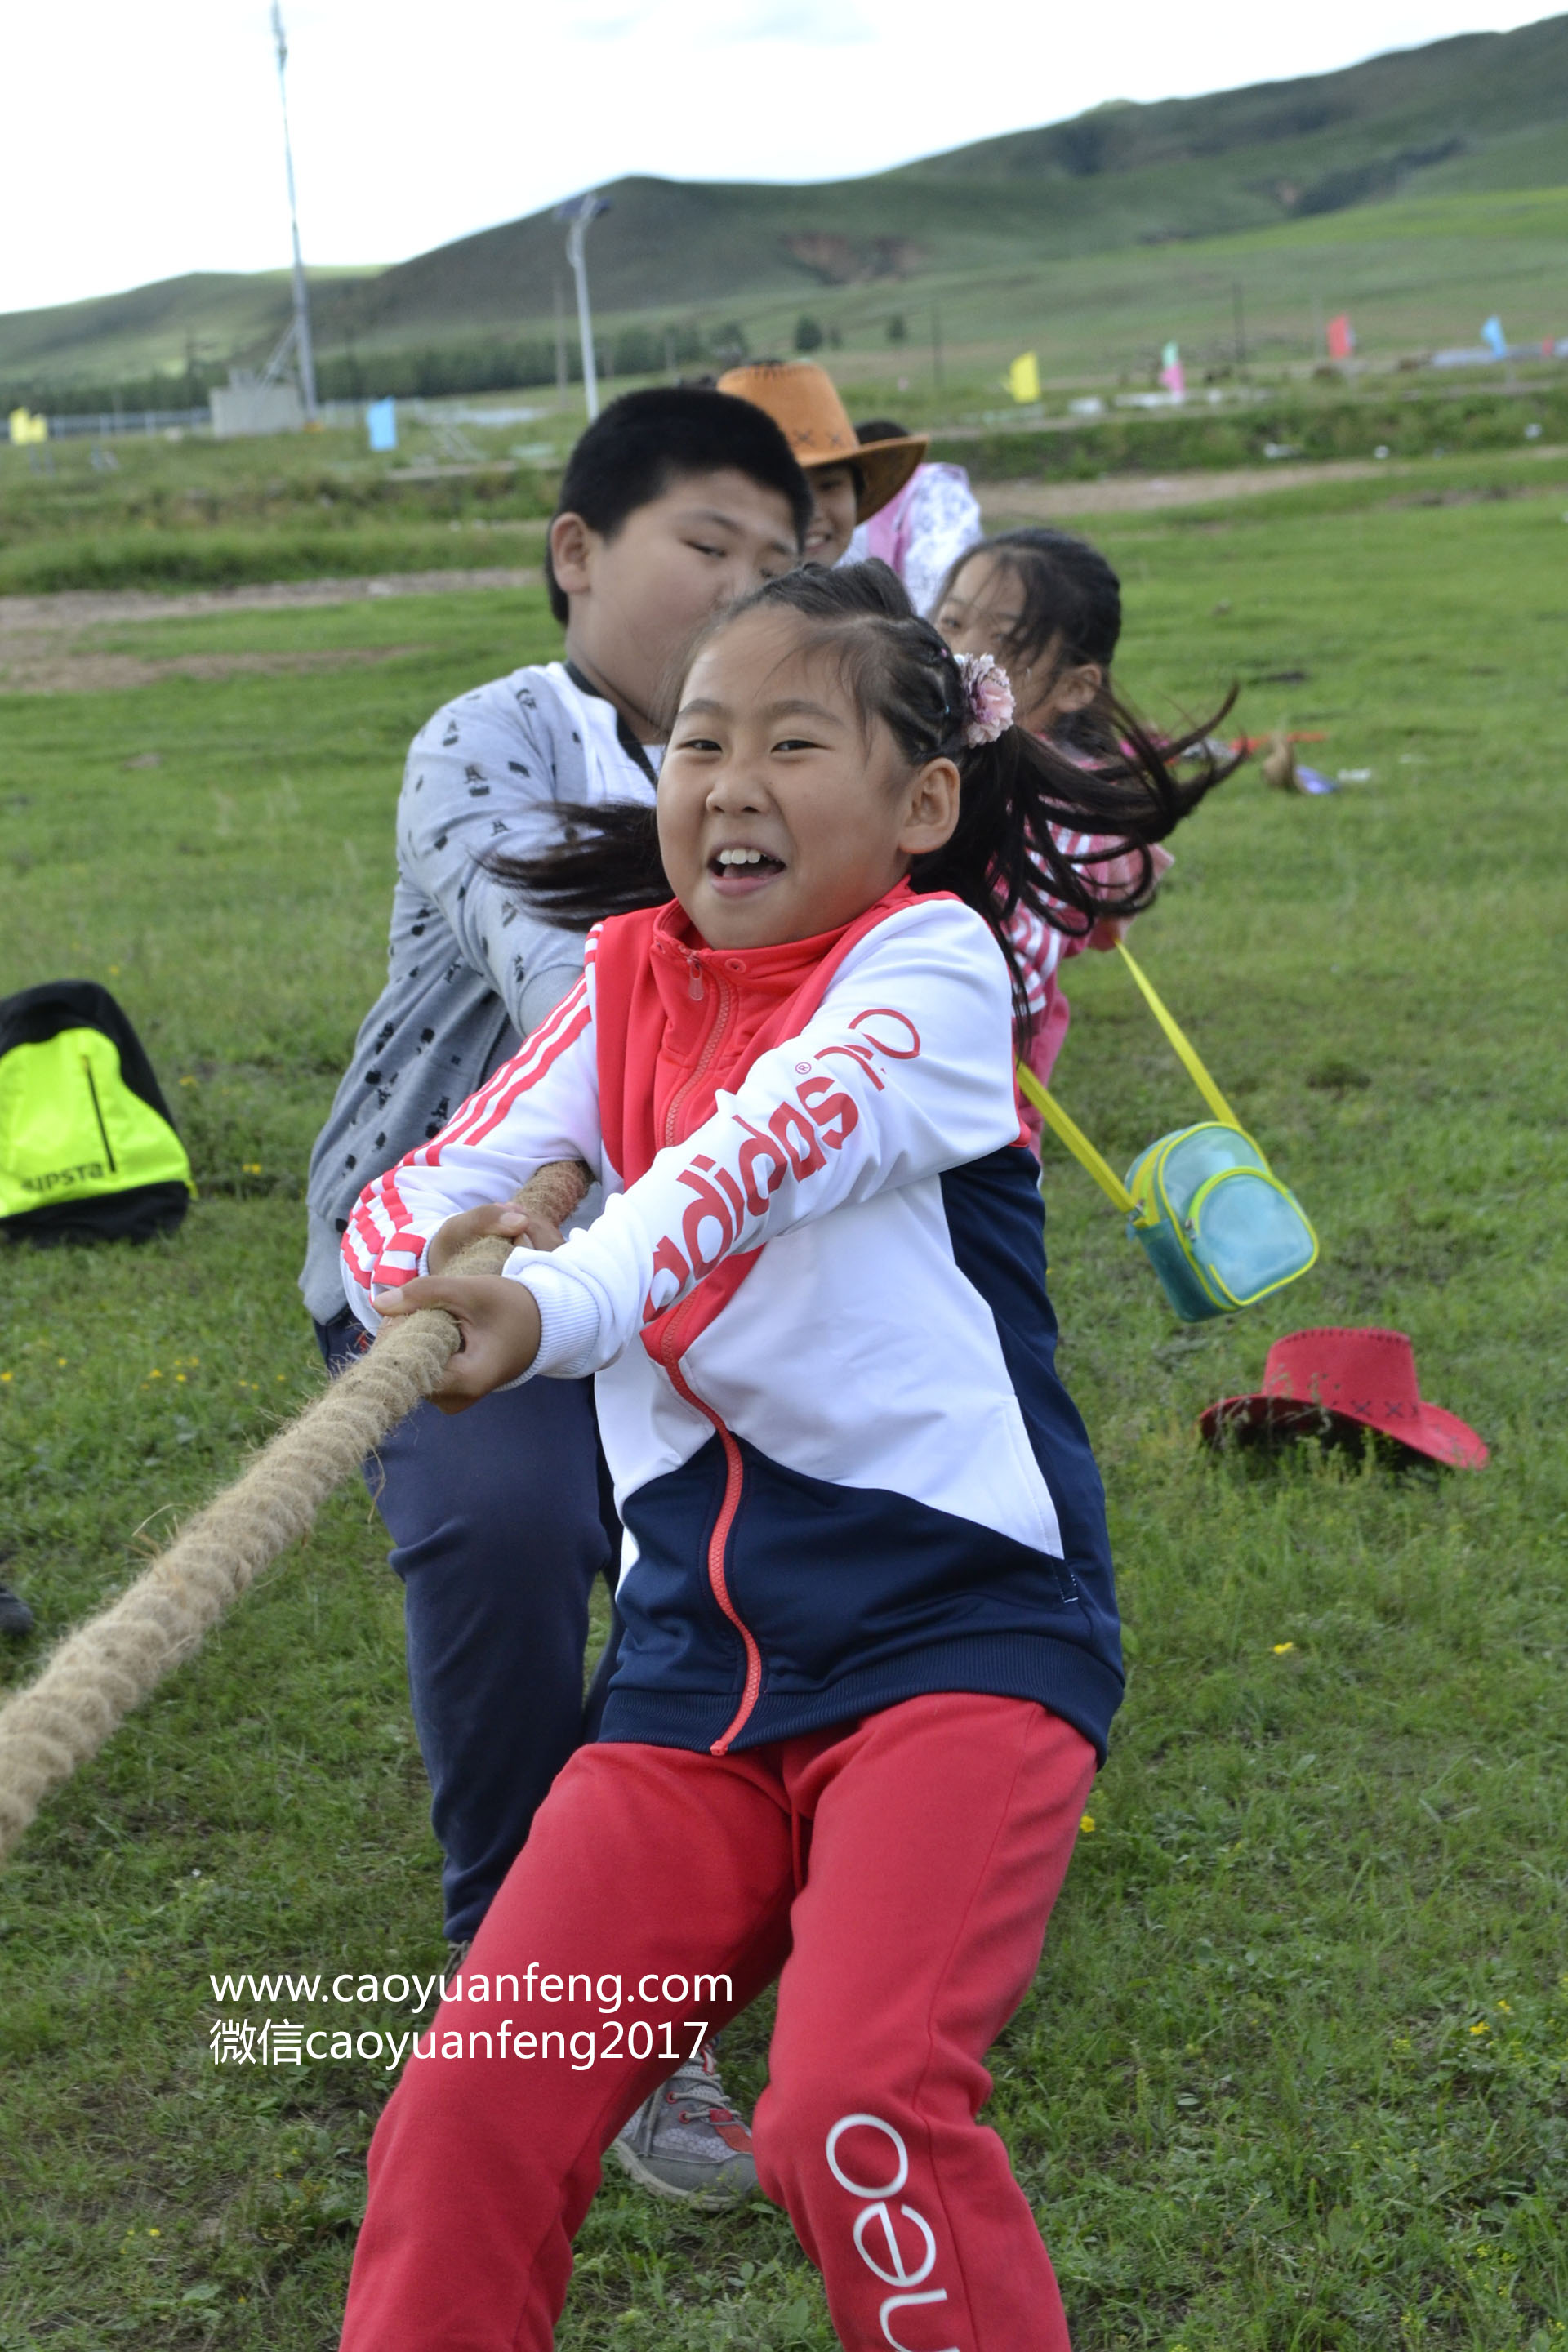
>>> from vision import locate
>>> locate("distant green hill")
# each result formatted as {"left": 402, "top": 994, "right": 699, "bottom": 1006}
{"left": 5, "top": 14, "right": 1567, "bottom": 402}
{"left": 0, "top": 269, "right": 375, "bottom": 403}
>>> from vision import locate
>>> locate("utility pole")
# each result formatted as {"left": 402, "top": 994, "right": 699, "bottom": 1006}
{"left": 1232, "top": 279, "right": 1247, "bottom": 372}
{"left": 270, "top": 2, "right": 318, "bottom": 423}
{"left": 556, "top": 194, "right": 612, "bottom": 422}
{"left": 553, "top": 279, "right": 568, "bottom": 408}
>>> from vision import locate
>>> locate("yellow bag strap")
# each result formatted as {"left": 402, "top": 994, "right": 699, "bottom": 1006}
{"left": 1019, "top": 942, "right": 1241, "bottom": 1210}
{"left": 1113, "top": 940, "right": 1240, "bottom": 1129}
{"left": 1015, "top": 1061, "right": 1137, "bottom": 1214}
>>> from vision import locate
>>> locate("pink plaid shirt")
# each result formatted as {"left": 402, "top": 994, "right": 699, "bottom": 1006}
{"left": 1007, "top": 832, "right": 1173, "bottom": 1148}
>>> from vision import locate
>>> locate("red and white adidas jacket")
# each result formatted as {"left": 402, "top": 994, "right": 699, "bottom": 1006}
{"left": 343, "top": 884, "right": 1123, "bottom": 1763}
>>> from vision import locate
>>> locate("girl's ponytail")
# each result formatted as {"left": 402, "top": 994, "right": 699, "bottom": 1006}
{"left": 912, "top": 653, "right": 1233, "bottom": 996}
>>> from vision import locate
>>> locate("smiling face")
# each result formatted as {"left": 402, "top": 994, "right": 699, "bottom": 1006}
{"left": 657, "top": 608, "right": 960, "bottom": 950}
{"left": 549, "top": 466, "right": 802, "bottom": 738}
{"left": 936, "top": 552, "right": 1103, "bottom": 737}
{"left": 802, "top": 462, "right": 860, "bottom": 567}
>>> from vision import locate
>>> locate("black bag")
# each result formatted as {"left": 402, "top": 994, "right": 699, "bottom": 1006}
{"left": 0, "top": 979, "right": 194, "bottom": 1244}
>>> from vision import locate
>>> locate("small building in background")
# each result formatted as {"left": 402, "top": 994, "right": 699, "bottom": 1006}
{"left": 209, "top": 371, "right": 304, "bottom": 439}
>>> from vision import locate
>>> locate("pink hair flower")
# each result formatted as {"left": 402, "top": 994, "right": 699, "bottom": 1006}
{"left": 957, "top": 652, "right": 1014, "bottom": 746}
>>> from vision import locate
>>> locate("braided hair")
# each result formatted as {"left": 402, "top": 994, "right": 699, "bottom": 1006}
{"left": 490, "top": 561, "right": 1232, "bottom": 1028}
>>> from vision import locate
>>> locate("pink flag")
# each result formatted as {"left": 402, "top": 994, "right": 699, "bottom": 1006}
{"left": 1326, "top": 314, "right": 1355, "bottom": 360}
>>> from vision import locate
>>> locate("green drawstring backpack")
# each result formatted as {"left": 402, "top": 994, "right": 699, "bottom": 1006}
{"left": 1018, "top": 942, "right": 1319, "bottom": 1323}
{"left": 0, "top": 979, "right": 194, "bottom": 1244}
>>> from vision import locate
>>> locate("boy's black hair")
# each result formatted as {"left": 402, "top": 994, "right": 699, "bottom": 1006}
{"left": 542, "top": 387, "right": 814, "bottom": 623}
{"left": 855, "top": 418, "right": 911, "bottom": 443}
{"left": 492, "top": 562, "right": 1236, "bottom": 1035}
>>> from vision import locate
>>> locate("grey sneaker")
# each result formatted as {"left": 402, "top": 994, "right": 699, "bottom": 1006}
{"left": 612, "top": 2040, "right": 758, "bottom": 2205}
{"left": 0, "top": 1582, "right": 34, "bottom": 1637}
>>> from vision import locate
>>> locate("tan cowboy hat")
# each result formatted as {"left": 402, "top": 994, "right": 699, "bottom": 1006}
{"left": 717, "top": 361, "right": 927, "bottom": 522}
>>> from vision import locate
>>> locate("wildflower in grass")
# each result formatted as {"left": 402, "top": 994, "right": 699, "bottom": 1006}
{"left": 1080, "top": 1813, "right": 1096, "bottom": 1833}
{"left": 56, "top": 1357, "right": 67, "bottom": 1368}
{"left": 1495, "top": 1998, "right": 1512, "bottom": 2013}
{"left": 1469, "top": 2020, "right": 1488, "bottom": 2034}
{"left": 149, "top": 1368, "right": 163, "bottom": 1379}
{"left": 179, "top": 1075, "right": 198, "bottom": 1087}
{"left": 1272, "top": 1641, "right": 1295, "bottom": 1655}
{"left": 243, "top": 1161, "right": 262, "bottom": 1174}
{"left": 1, "top": 1372, "right": 11, "bottom": 1383}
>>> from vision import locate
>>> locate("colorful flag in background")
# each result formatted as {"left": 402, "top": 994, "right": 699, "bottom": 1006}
{"left": 1006, "top": 353, "right": 1040, "bottom": 404}
{"left": 366, "top": 397, "right": 398, "bottom": 453}
{"left": 1480, "top": 316, "right": 1508, "bottom": 359}
{"left": 1158, "top": 342, "right": 1184, "bottom": 399}
{"left": 7, "top": 408, "right": 47, "bottom": 445}
{"left": 1326, "top": 314, "right": 1356, "bottom": 360}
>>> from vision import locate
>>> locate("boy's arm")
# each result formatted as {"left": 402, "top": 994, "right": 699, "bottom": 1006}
{"left": 340, "top": 962, "right": 602, "bottom": 1327}
{"left": 398, "top": 680, "right": 609, "bottom": 1036}
{"left": 506, "top": 902, "right": 1019, "bottom": 1379}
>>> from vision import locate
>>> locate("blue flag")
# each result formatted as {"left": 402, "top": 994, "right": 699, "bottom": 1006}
{"left": 1480, "top": 317, "right": 1507, "bottom": 360}
{"left": 367, "top": 397, "right": 398, "bottom": 452}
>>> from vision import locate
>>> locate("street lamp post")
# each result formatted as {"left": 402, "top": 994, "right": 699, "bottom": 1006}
{"left": 555, "top": 194, "right": 612, "bottom": 422}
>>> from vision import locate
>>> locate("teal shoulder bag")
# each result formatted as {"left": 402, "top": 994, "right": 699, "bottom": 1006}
{"left": 1017, "top": 943, "right": 1319, "bottom": 1322}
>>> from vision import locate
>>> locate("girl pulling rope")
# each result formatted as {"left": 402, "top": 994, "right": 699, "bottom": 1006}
{"left": 332, "top": 559, "right": 1227, "bottom": 2351}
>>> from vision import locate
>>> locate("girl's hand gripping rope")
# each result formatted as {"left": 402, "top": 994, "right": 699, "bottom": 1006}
{"left": 377, "top": 1193, "right": 570, "bottom": 1410}
{"left": 374, "top": 1276, "right": 543, "bottom": 1413}
{"left": 425, "top": 1198, "right": 568, "bottom": 1270}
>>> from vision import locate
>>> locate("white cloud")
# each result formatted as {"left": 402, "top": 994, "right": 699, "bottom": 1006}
{"left": 0, "top": 0, "right": 1552, "bottom": 316}
{"left": 713, "top": 1, "right": 880, "bottom": 43}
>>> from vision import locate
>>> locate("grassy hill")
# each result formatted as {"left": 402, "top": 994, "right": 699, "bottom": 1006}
{"left": 3, "top": 13, "right": 1568, "bottom": 404}
{"left": 0, "top": 270, "right": 376, "bottom": 406}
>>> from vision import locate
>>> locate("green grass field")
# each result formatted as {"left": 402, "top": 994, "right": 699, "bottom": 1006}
{"left": 1, "top": 457, "right": 1565, "bottom": 2350}
{"left": 0, "top": 430, "right": 555, "bottom": 599}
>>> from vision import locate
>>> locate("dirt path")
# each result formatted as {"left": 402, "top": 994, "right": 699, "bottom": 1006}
{"left": 0, "top": 566, "right": 541, "bottom": 694}
{"left": 975, "top": 458, "right": 1391, "bottom": 519}
{"left": 976, "top": 445, "right": 1568, "bottom": 519}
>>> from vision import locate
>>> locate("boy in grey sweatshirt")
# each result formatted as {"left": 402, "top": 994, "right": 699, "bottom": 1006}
{"left": 303, "top": 388, "right": 808, "bottom": 2200}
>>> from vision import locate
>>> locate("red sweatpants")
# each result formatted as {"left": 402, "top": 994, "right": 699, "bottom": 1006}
{"left": 339, "top": 1691, "right": 1096, "bottom": 2352}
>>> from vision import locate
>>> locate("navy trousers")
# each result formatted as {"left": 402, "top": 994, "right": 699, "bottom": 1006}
{"left": 316, "top": 1312, "right": 622, "bottom": 1944}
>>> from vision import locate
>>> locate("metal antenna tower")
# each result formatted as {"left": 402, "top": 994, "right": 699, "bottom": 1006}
{"left": 270, "top": 2, "right": 318, "bottom": 422}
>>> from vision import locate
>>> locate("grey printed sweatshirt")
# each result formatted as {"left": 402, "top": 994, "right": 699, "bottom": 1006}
{"left": 300, "top": 660, "right": 659, "bottom": 1323}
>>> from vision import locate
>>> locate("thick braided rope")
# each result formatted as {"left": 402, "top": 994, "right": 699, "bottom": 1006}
{"left": 0, "top": 1160, "right": 590, "bottom": 1868}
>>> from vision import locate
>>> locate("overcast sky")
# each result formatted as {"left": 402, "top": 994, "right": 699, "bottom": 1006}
{"left": 4, "top": 1, "right": 1552, "bottom": 316}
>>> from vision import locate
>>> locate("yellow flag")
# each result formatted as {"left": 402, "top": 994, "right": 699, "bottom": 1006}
{"left": 1006, "top": 353, "right": 1040, "bottom": 404}
{"left": 8, "top": 408, "right": 47, "bottom": 446}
